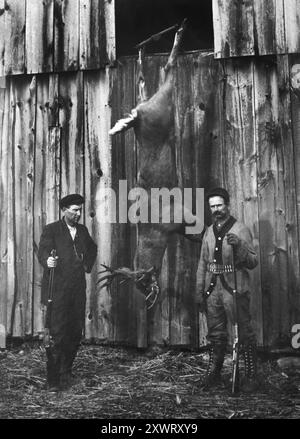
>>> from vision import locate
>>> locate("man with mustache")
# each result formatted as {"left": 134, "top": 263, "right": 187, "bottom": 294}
{"left": 38, "top": 194, "right": 97, "bottom": 392}
{"left": 196, "top": 187, "right": 258, "bottom": 392}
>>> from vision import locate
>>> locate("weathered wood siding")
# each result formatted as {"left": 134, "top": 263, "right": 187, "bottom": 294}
{"left": 26, "top": 0, "right": 54, "bottom": 74}
{"left": 213, "top": 0, "right": 300, "bottom": 58}
{"left": 0, "top": 77, "right": 9, "bottom": 337}
{"left": 0, "top": 0, "right": 115, "bottom": 76}
{"left": 217, "top": 55, "right": 300, "bottom": 347}
{"left": 0, "top": 0, "right": 26, "bottom": 75}
{"left": 1, "top": 51, "right": 300, "bottom": 347}
{"left": 0, "top": 52, "right": 221, "bottom": 347}
{"left": 0, "top": 70, "right": 112, "bottom": 339}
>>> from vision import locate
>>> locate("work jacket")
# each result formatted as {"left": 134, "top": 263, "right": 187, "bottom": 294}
{"left": 196, "top": 216, "right": 258, "bottom": 296}
{"left": 38, "top": 218, "right": 97, "bottom": 305}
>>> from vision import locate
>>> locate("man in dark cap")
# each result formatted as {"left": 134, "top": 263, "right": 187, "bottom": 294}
{"left": 196, "top": 187, "right": 258, "bottom": 392}
{"left": 38, "top": 194, "right": 97, "bottom": 391}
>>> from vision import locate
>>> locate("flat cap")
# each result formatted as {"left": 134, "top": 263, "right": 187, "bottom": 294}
{"left": 59, "top": 194, "right": 85, "bottom": 209}
{"left": 206, "top": 187, "right": 230, "bottom": 204}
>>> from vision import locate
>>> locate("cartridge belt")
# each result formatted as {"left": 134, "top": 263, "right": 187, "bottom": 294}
{"left": 207, "top": 262, "right": 235, "bottom": 274}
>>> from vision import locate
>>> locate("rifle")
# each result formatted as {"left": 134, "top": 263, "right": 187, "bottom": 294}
{"left": 44, "top": 249, "right": 56, "bottom": 349}
{"left": 231, "top": 245, "right": 240, "bottom": 394}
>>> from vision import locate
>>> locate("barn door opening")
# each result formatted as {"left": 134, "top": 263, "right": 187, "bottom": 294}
{"left": 115, "top": 0, "right": 213, "bottom": 57}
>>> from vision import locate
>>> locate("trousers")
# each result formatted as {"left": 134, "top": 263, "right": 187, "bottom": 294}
{"left": 46, "top": 280, "right": 86, "bottom": 384}
{"left": 206, "top": 278, "right": 256, "bottom": 346}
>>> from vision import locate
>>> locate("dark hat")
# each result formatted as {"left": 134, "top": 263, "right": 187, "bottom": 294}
{"left": 206, "top": 187, "right": 230, "bottom": 204}
{"left": 59, "top": 194, "right": 85, "bottom": 209}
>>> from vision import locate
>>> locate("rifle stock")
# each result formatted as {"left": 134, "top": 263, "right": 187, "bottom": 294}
{"left": 231, "top": 246, "right": 240, "bottom": 394}
{"left": 231, "top": 322, "right": 239, "bottom": 394}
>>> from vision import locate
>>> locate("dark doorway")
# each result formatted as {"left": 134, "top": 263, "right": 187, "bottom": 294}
{"left": 115, "top": 0, "right": 213, "bottom": 57}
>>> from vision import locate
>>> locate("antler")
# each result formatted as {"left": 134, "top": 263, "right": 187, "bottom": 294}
{"left": 97, "top": 264, "right": 160, "bottom": 309}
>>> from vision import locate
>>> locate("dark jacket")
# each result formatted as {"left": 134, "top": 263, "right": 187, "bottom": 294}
{"left": 38, "top": 219, "right": 97, "bottom": 305}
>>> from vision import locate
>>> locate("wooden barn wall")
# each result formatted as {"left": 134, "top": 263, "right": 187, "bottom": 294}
{"left": 1, "top": 52, "right": 300, "bottom": 347}
{"left": 213, "top": 0, "right": 300, "bottom": 58}
{"left": 96, "top": 52, "right": 221, "bottom": 348}
{"left": 0, "top": 0, "right": 115, "bottom": 76}
{"left": 217, "top": 55, "right": 300, "bottom": 347}
{"left": 0, "top": 51, "right": 221, "bottom": 347}
{"left": 109, "top": 52, "right": 300, "bottom": 348}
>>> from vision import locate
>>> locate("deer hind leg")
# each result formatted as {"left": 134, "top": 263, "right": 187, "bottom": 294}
{"left": 164, "top": 18, "right": 187, "bottom": 75}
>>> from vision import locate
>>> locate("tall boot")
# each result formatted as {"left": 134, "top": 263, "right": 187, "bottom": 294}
{"left": 241, "top": 344, "right": 259, "bottom": 392}
{"left": 200, "top": 343, "right": 226, "bottom": 389}
{"left": 46, "top": 348, "right": 60, "bottom": 391}
{"left": 60, "top": 342, "right": 80, "bottom": 389}
{"left": 59, "top": 351, "right": 73, "bottom": 391}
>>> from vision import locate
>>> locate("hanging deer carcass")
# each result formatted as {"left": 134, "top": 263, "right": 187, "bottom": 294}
{"left": 98, "top": 20, "right": 202, "bottom": 337}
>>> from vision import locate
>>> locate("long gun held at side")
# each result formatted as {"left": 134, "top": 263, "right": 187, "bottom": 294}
{"left": 44, "top": 249, "right": 56, "bottom": 349}
{"left": 231, "top": 246, "right": 240, "bottom": 395}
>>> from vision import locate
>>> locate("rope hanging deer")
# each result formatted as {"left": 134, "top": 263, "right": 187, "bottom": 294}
{"left": 98, "top": 20, "right": 202, "bottom": 312}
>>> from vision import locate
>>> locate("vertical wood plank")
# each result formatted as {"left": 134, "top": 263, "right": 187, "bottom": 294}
{"left": 33, "top": 75, "right": 48, "bottom": 336}
{"left": 254, "top": 57, "right": 290, "bottom": 346}
{"left": 47, "top": 74, "right": 60, "bottom": 223}
{"left": 84, "top": 68, "right": 113, "bottom": 342}
{"left": 0, "top": 78, "right": 10, "bottom": 337}
{"left": 59, "top": 71, "right": 84, "bottom": 196}
{"left": 210, "top": 59, "right": 226, "bottom": 189}
{"left": 284, "top": 0, "right": 300, "bottom": 54}
{"left": 54, "top": 0, "right": 79, "bottom": 72}
{"left": 222, "top": 58, "right": 263, "bottom": 345}
{"left": 10, "top": 76, "right": 36, "bottom": 336}
{"left": 213, "top": 0, "right": 255, "bottom": 58}
{"left": 25, "top": 0, "right": 54, "bottom": 74}
{"left": 46, "top": 127, "right": 61, "bottom": 221}
{"left": 48, "top": 73, "right": 60, "bottom": 128}
{"left": 254, "top": 60, "right": 277, "bottom": 347}
{"left": 236, "top": 60, "right": 262, "bottom": 346}
{"left": 7, "top": 79, "right": 16, "bottom": 336}
{"left": 222, "top": 60, "right": 246, "bottom": 219}
{"left": 0, "top": 0, "right": 26, "bottom": 75}
{"left": 0, "top": 0, "right": 5, "bottom": 75}
{"left": 80, "top": 0, "right": 108, "bottom": 70}
{"left": 104, "top": 0, "right": 116, "bottom": 65}
{"left": 120, "top": 57, "right": 140, "bottom": 346}
{"left": 274, "top": 0, "right": 286, "bottom": 53}
{"left": 253, "top": 0, "right": 286, "bottom": 55}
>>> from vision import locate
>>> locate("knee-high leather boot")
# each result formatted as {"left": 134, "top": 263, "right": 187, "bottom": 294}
{"left": 241, "top": 344, "right": 259, "bottom": 392}
{"left": 46, "top": 347, "right": 60, "bottom": 391}
{"left": 200, "top": 343, "right": 226, "bottom": 389}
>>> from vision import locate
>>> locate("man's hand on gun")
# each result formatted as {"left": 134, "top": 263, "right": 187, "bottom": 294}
{"left": 47, "top": 255, "right": 58, "bottom": 268}
{"left": 226, "top": 233, "right": 240, "bottom": 247}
